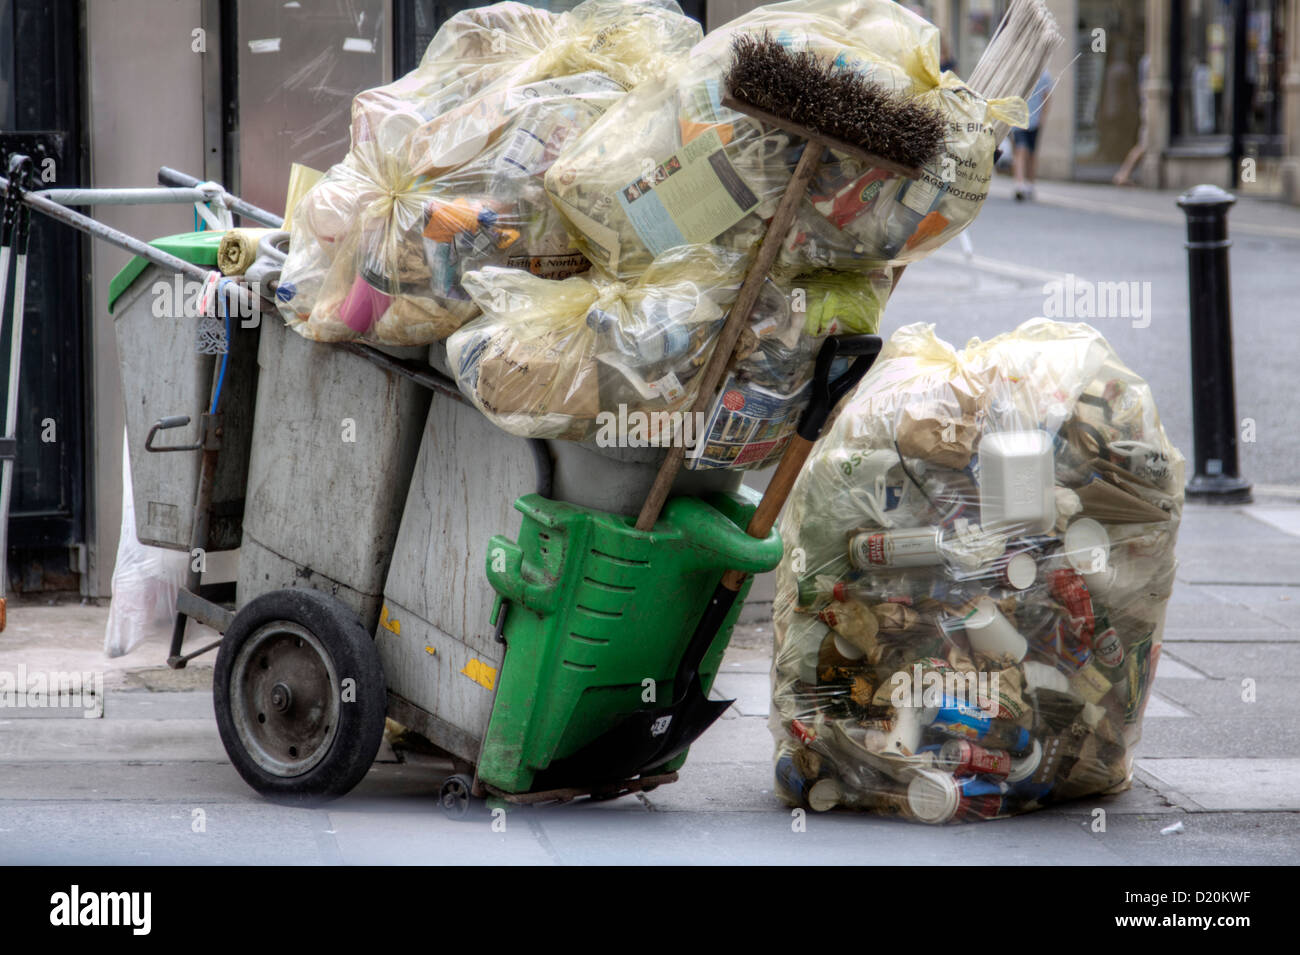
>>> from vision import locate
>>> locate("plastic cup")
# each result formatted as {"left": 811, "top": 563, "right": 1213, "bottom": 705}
{"left": 807, "top": 778, "right": 842, "bottom": 812}
{"left": 907, "top": 770, "right": 960, "bottom": 823}
{"left": 963, "top": 596, "right": 1028, "bottom": 662}
{"left": 1064, "top": 517, "right": 1110, "bottom": 575}
{"left": 1003, "top": 552, "right": 1038, "bottom": 590}
{"left": 1083, "top": 562, "right": 1118, "bottom": 598}
{"left": 376, "top": 108, "right": 424, "bottom": 154}
{"left": 339, "top": 274, "right": 391, "bottom": 334}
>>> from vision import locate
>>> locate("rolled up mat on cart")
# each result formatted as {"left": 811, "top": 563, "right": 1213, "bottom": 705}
{"left": 218, "top": 228, "right": 276, "bottom": 276}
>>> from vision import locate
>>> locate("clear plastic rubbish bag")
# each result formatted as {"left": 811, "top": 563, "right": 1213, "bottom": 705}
{"left": 545, "top": 0, "right": 1026, "bottom": 283}
{"left": 277, "top": 0, "right": 701, "bottom": 345}
{"left": 446, "top": 245, "right": 757, "bottom": 441}
{"left": 770, "top": 319, "right": 1184, "bottom": 822}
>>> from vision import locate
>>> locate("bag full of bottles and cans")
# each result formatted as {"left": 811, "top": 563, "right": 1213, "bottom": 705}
{"left": 770, "top": 319, "right": 1184, "bottom": 823}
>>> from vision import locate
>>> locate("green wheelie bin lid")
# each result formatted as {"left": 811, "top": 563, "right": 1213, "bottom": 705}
{"left": 107, "top": 230, "right": 225, "bottom": 313}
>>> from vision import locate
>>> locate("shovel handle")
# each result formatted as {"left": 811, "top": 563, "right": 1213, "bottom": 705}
{"left": 796, "top": 334, "right": 882, "bottom": 442}
{"left": 718, "top": 334, "right": 882, "bottom": 592}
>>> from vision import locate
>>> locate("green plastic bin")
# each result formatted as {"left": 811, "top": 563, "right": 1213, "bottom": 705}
{"left": 477, "top": 488, "right": 783, "bottom": 793}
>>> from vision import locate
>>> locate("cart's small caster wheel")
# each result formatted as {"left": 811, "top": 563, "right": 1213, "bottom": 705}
{"left": 440, "top": 773, "right": 475, "bottom": 820}
{"left": 213, "top": 589, "right": 387, "bottom": 806}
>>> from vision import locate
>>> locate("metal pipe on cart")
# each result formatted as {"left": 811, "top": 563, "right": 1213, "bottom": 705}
{"left": 0, "top": 171, "right": 270, "bottom": 316}
{"left": 34, "top": 186, "right": 228, "bottom": 208}
{"left": 1176, "top": 184, "right": 1252, "bottom": 503}
{"left": 157, "top": 166, "right": 285, "bottom": 228}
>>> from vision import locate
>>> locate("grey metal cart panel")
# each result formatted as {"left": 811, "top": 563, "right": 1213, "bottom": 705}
{"left": 113, "top": 262, "right": 259, "bottom": 551}
{"left": 377, "top": 353, "right": 744, "bottom": 763}
{"left": 237, "top": 314, "right": 431, "bottom": 633}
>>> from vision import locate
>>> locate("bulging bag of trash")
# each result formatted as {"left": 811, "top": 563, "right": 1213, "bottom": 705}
{"left": 276, "top": 2, "right": 561, "bottom": 334}
{"left": 446, "top": 246, "right": 757, "bottom": 441}
{"left": 277, "top": 0, "right": 702, "bottom": 345}
{"left": 545, "top": 0, "right": 1025, "bottom": 283}
{"left": 769, "top": 319, "right": 1184, "bottom": 822}
{"left": 685, "top": 267, "right": 892, "bottom": 471}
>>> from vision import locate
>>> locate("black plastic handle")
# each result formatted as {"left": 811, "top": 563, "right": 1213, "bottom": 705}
{"left": 796, "top": 334, "right": 883, "bottom": 441}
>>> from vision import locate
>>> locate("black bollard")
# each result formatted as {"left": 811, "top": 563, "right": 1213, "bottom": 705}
{"left": 1177, "top": 184, "right": 1252, "bottom": 504}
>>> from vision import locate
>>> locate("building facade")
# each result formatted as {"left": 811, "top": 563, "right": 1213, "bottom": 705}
{"left": 926, "top": 0, "right": 1300, "bottom": 200}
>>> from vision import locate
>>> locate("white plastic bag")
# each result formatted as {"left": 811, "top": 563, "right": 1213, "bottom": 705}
{"left": 104, "top": 432, "right": 188, "bottom": 659}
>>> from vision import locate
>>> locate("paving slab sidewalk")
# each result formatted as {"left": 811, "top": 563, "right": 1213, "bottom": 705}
{"left": 0, "top": 498, "right": 1296, "bottom": 863}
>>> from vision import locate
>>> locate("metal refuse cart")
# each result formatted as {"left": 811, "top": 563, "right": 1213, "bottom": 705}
{"left": 4, "top": 161, "right": 784, "bottom": 810}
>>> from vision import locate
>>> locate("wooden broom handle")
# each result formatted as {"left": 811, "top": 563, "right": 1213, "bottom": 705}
{"left": 635, "top": 143, "right": 824, "bottom": 531}
{"left": 719, "top": 265, "right": 908, "bottom": 591}
{"left": 718, "top": 434, "right": 815, "bottom": 591}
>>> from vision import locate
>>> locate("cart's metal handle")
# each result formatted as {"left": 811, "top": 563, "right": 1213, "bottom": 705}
{"left": 145, "top": 415, "right": 202, "bottom": 452}
{"left": 157, "top": 167, "right": 285, "bottom": 228}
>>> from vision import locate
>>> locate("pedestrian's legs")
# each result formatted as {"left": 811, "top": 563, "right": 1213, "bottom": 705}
{"left": 1012, "top": 128, "right": 1037, "bottom": 200}
{"left": 1114, "top": 125, "right": 1148, "bottom": 185}
{"left": 1014, "top": 145, "right": 1029, "bottom": 199}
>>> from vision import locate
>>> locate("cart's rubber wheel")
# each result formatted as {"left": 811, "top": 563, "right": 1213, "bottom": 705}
{"left": 439, "top": 774, "right": 476, "bottom": 820}
{"left": 214, "top": 589, "right": 387, "bottom": 805}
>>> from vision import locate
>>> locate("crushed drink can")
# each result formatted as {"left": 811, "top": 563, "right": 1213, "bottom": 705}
{"left": 930, "top": 697, "right": 1032, "bottom": 755}
{"left": 849, "top": 527, "right": 944, "bottom": 569}
{"left": 938, "top": 739, "right": 1013, "bottom": 778}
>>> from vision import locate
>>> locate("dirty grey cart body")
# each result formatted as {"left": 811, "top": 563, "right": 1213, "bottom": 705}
{"left": 236, "top": 315, "right": 431, "bottom": 634}
{"left": 112, "top": 256, "right": 259, "bottom": 552}
{"left": 379, "top": 349, "right": 740, "bottom": 767}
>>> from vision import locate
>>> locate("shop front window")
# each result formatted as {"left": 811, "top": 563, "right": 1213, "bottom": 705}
{"left": 1172, "top": 0, "right": 1285, "bottom": 148}
{"left": 1243, "top": 0, "right": 1285, "bottom": 141}
{"left": 1074, "top": 0, "right": 1147, "bottom": 175}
